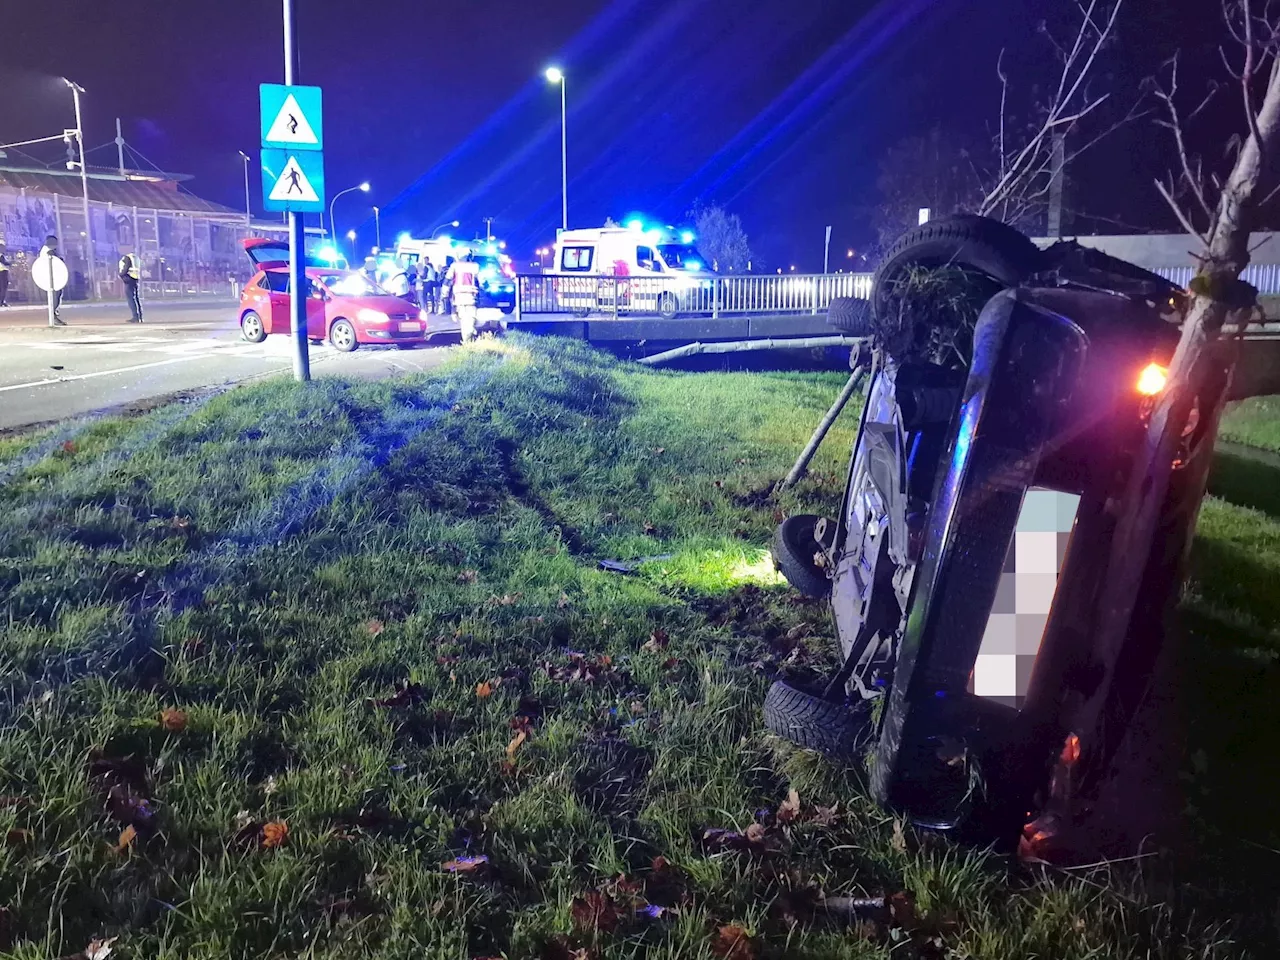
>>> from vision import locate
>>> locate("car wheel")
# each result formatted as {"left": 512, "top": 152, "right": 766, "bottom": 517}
{"left": 764, "top": 680, "right": 870, "bottom": 758}
{"left": 871, "top": 215, "right": 1043, "bottom": 325}
{"left": 241, "top": 311, "right": 267, "bottom": 343}
{"left": 827, "top": 297, "right": 873, "bottom": 336}
{"left": 772, "top": 514, "right": 831, "bottom": 598}
{"left": 500, "top": 304, "right": 515, "bottom": 315}
{"left": 658, "top": 292, "right": 679, "bottom": 319}
{"left": 329, "top": 319, "right": 358, "bottom": 352}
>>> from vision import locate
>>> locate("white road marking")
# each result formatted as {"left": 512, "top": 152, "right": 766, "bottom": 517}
{"left": 0, "top": 352, "right": 287, "bottom": 393}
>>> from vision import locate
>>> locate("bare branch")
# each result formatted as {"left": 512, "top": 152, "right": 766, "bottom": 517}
{"left": 1152, "top": 55, "right": 1215, "bottom": 220}
{"left": 1154, "top": 177, "right": 1210, "bottom": 244}
{"left": 997, "top": 48, "right": 1008, "bottom": 182}
{"left": 1242, "top": 0, "right": 1267, "bottom": 165}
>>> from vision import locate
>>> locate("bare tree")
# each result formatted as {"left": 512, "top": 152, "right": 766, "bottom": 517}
{"left": 977, "top": 0, "right": 1139, "bottom": 226}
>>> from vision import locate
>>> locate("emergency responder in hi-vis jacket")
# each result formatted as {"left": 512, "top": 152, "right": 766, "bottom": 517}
{"left": 119, "top": 251, "right": 143, "bottom": 323}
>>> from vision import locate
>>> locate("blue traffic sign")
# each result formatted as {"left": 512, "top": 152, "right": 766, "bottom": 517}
{"left": 262, "top": 149, "right": 326, "bottom": 213}
{"left": 260, "top": 84, "right": 323, "bottom": 150}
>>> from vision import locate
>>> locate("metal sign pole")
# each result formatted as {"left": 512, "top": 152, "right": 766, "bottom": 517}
{"left": 46, "top": 273, "right": 56, "bottom": 328}
{"left": 283, "top": 0, "right": 310, "bottom": 382}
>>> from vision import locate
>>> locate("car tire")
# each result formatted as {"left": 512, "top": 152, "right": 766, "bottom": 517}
{"left": 329, "top": 319, "right": 358, "bottom": 353}
{"left": 828, "top": 297, "right": 873, "bottom": 336}
{"left": 500, "top": 305, "right": 515, "bottom": 315}
{"left": 764, "top": 680, "right": 869, "bottom": 758}
{"left": 658, "top": 292, "right": 679, "bottom": 319}
{"left": 871, "top": 215, "right": 1043, "bottom": 323}
{"left": 772, "top": 514, "right": 830, "bottom": 598}
{"left": 241, "top": 311, "right": 267, "bottom": 343}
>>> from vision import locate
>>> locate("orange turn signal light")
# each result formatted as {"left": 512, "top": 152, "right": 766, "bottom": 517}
{"left": 1136, "top": 362, "right": 1169, "bottom": 396}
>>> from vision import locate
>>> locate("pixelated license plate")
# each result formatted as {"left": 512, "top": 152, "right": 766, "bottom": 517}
{"left": 969, "top": 487, "right": 1081, "bottom": 709}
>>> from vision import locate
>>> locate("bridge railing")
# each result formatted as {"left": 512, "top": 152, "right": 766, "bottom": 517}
{"left": 516, "top": 272, "right": 875, "bottom": 318}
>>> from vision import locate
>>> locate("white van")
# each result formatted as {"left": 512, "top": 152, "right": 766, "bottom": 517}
{"left": 551, "top": 225, "right": 713, "bottom": 318}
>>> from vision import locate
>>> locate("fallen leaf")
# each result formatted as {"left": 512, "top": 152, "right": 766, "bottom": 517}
{"left": 159, "top": 708, "right": 187, "bottom": 732}
{"left": 475, "top": 681, "right": 494, "bottom": 699}
{"left": 643, "top": 522, "right": 657, "bottom": 535}
{"left": 114, "top": 825, "right": 137, "bottom": 853}
{"left": 651, "top": 855, "right": 671, "bottom": 872}
{"left": 441, "top": 854, "right": 488, "bottom": 873}
{"left": 891, "top": 817, "right": 907, "bottom": 854}
{"left": 629, "top": 700, "right": 646, "bottom": 716}
{"left": 5, "top": 828, "right": 32, "bottom": 847}
{"left": 261, "top": 820, "right": 289, "bottom": 849}
{"left": 365, "top": 619, "right": 385, "bottom": 636}
{"left": 506, "top": 729, "right": 527, "bottom": 758}
{"left": 170, "top": 516, "right": 193, "bottom": 533}
{"left": 61, "top": 441, "right": 77, "bottom": 454}
{"left": 557, "top": 592, "right": 571, "bottom": 609}
{"left": 744, "top": 823, "right": 767, "bottom": 845}
{"left": 105, "top": 784, "right": 155, "bottom": 829}
{"left": 777, "top": 788, "right": 801, "bottom": 824}
{"left": 458, "top": 569, "right": 479, "bottom": 584}
{"left": 711, "top": 924, "right": 757, "bottom": 959}
{"left": 570, "top": 890, "right": 625, "bottom": 934}
{"left": 642, "top": 629, "right": 669, "bottom": 652}
{"left": 84, "top": 936, "right": 119, "bottom": 960}
{"left": 810, "top": 804, "right": 839, "bottom": 826}
{"left": 372, "top": 681, "right": 426, "bottom": 708}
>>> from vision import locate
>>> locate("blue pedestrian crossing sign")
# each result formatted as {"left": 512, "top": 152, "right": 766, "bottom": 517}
{"left": 261, "top": 149, "right": 325, "bottom": 212}
{"left": 260, "top": 84, "right": 323, "bottom": 150}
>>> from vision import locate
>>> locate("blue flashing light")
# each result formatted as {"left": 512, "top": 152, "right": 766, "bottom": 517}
{"left": 484, "top": 243, "right": 498, "bottom": 256}
{"left": 625, "top": 219, "right": 644, "bottom": 231}
{"left": 685, "top": 260, "right": 703, "bottom": 271}
{"left": 680, "top": 231, "right": 695, "bottom": 244}
{"left": 397, "top": 232, "right": 411, "bottom": 244}
{"left": 317, "top": 245, "right": 340, "bottom": 262}
{"left": 437, "top": 235, "right": 451, "bottom": 245}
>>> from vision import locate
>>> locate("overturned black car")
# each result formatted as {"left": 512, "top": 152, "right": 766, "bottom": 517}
{"left": 766, "top": 216, "right": 1238, "bottom": 852}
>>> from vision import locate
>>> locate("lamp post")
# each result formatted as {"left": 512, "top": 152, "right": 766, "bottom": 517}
{"left": 431, "top": 219, "right": 460, "bottom": 239}
{"left": 544, "top": 67, "right": 567, "bottom": 233}
{"left": 329, "top": 182, "right": 370, "bottom": 242}
{"left": 346, "top": 229, "right": 357, "bottom": 262}
{"left": 372, "top": 206, "right": 381, "bottom": 251}
{"left": 63, "top": 78, "right": 92, "bottom": 292}
{"left": 237, "top": 151, "right": 252, "bottom": 227}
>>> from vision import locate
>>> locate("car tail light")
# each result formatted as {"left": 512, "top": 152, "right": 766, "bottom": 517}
{"left": 1136, "top": 362, "right": 1168, "bottom": 396}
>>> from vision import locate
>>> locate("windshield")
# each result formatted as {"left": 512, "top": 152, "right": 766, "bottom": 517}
{"left": 320, "top": 273, "right": 386, "bottom": 297}
{"left": 658, "top": 244, "right": 709, "bottom": 271}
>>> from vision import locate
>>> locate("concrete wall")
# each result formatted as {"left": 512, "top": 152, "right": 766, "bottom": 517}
{"left": 1031, "top": 232, "right": 1280, "bottom": 268}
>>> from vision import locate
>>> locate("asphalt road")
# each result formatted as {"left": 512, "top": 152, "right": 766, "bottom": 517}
{"left": 0, "top": 299, "right": 458, "bottom": 432}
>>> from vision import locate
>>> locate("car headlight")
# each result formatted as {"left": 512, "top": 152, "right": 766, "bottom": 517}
{"left": 357, "top": 309, "right": 390, "bottom": 324}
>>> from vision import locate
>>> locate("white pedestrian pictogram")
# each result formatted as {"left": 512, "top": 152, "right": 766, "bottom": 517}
{"left": 268, "top": 156, "right": 320, "bottom": 203}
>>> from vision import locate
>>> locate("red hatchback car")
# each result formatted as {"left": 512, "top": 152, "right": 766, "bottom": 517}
{"left": 238, "top": 239, "right": 458, "bottom": 351}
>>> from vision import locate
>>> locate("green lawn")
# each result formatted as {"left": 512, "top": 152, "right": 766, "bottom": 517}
{"left": 0, "top": 336, "right": 1271, "bottom": 959}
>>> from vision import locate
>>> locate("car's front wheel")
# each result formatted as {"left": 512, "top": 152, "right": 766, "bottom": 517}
{"left": 329, "top": 319, "right": 358, "bottom": 352}
{"left": 241, "top": 311, "right": 267, "bottom": 343}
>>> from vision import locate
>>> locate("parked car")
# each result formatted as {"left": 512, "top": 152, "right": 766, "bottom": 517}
{"left": 238, "top": 239, "right": 458, "bottom": 351}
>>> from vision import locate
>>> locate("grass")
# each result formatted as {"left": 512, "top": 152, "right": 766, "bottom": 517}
{"left": 0, "top": 335, "right": 1273, "bottom": 959}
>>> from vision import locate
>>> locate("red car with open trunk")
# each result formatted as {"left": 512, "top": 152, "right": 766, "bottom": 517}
{"left": 238, "top": 238, "right": 458, "bottom": 351}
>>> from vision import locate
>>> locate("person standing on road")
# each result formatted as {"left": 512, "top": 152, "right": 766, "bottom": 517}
{"left": 40, "top": 235, "right": 66, "bottom": 325}
{"left": 0, "top": 243, "right": 11, "bottom": 307}
{"left": 118, "top": 251, "right": 144, "bottom": 323}
{"left": 421, "top": 256, "right": 438, "bottom": 313}
{"left": 404, "top": 260, "right": 419, "bottom": 306}
{"left": 445, "top": 251, "right": 482, "bottom": 341}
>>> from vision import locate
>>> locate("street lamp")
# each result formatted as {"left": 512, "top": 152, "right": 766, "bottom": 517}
{"left": 545, "top": 66, "right": 567, "bottom": 232}
{"left": 238, "top": 151, "right": 252, "bottom": 227}
{"left": 63, "top": 78, "right": 92, "bottom": 289}
{"left": 432, "top": 220, "right": 460, "bottom": 239}
{"left": 346, "top": 229, "right": 357, "bottom": 262}
{"left": 329, "top": 181, "right": 370, "bottom": 241}
{"left": 372, "top": 206, "right": 381, "bottom": 251}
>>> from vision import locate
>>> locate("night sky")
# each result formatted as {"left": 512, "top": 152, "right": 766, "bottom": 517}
{"left": 1, "top": 0, "right": 1226, "bottom": 269}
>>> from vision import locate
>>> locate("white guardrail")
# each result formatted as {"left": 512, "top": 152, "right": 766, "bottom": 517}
{"left": 515, "top": 264, "right": 1280, "bottom": 320}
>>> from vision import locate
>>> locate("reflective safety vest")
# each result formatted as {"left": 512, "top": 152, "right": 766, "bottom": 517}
{"left": 119, "top": 253, "right": 141, "bottom": 281}
{"left": 450, "top": 260, "right": 480, "bottom": 294}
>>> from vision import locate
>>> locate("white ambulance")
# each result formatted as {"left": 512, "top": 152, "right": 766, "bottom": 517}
{"left": 551, "top": 223, "right": 713, "bottom": 318}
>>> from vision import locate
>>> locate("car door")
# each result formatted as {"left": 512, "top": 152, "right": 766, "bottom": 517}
{"left": 263, "top": 270, "right": 290, "bottom": 333}
{"left": 300, "top": 274, "right": 328, "bottom": 339}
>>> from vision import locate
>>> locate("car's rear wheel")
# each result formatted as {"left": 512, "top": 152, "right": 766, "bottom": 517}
{"left": 241, "top": 311, "right": 267, "bottom": 343}
{"left": 658, "top": 292, "right": 679, "bottom": 319}
{"left": 330, "top": 319, "right": 358, "bottom": 352}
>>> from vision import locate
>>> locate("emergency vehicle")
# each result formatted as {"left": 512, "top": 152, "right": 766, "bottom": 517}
{"left": 550, "top": 223, "right": 713, "bottom": 318}
{"left": 394, "top": 235, "right": 517, "bottom": 314}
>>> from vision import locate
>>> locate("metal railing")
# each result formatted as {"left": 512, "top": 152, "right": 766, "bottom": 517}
{"left": 517, "top": 272, "right": 875, "bottom": 319}
{"left": 517, "top": 263, "right": 1280, "bottom": 322}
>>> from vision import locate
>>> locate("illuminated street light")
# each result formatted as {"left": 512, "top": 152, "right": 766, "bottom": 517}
{"left": 328, "top": 182, "right": 371, "bottom": 241}
{"left": 545, "top": 66, "right": 568, "bottom": 232}
{"left": 346, "top": 230, "right": 357, "bottom": 261}
{"left": 432, "top": 220, "right": 460, "bottom": 239}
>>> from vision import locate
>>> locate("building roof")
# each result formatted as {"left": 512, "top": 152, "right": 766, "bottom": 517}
{"left": 0, "top": 165, "right": 242, "bottom": 219}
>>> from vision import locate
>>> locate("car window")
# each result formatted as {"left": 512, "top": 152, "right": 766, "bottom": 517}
{"left": 561, "top": 246, "right": 593, "bottom": 271}
{"left": 322, "top": 273, "right": 385, "bottom": 297}
{"left": 636, "top": 246, "right": 658, "bottom": 271}
{"left": 262, "top": 272, "right": 289, "bottom": 293}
